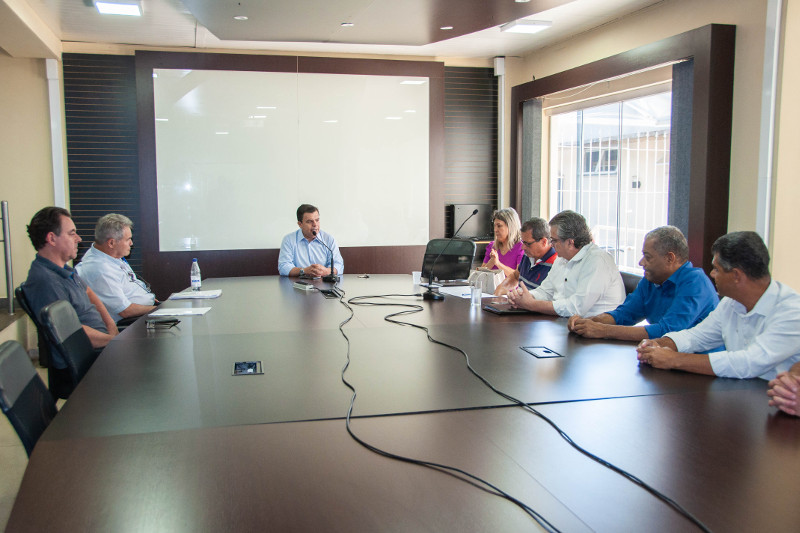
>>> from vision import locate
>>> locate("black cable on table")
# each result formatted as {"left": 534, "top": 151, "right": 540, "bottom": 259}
{"left": 329, "top": 289, "right": 562, "bottom": 532}
{"left": 345, "top": 293, "right": 712, "bottom": 533}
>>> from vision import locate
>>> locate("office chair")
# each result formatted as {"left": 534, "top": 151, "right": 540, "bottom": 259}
{"left": 0, "top": 340, "right": 58, "bottom": 457}
{"left": 40, "top": 300, "right": 100, "bottom": 399}
{"left": 620, "top": 271, "right": 643, "bottom": 295}
{"left": 15, "top": 285, "right": 52, "bottom": 368}
{"left": 421, "top": 238, "right": 477, "bottom": 282}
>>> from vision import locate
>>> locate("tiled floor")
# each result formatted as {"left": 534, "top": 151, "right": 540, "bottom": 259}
{"left": 0, "top": 365, "right": 63, "bottom": 530}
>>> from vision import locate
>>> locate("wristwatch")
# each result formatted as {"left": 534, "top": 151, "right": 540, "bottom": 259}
{"left": 299, "top": 268, "right": 305, "bottom": 277}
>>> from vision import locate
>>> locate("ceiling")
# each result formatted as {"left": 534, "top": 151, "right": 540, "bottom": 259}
{"left": 3, "top": 0, "right": 663, "bottom": 59}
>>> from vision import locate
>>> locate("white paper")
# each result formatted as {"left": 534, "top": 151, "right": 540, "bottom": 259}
{"left": 437, "top": 287, "right": 493, "bottom": 299}
{"left": 148, "top": 307, "right": 212, "bottom": 316}
{"left": 169, "top": 290, "right": 222, "bottom": 300}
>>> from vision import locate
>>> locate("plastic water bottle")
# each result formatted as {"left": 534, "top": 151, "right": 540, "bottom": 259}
{"left": 190, "top": 258, "right": 202, "bottom": 291}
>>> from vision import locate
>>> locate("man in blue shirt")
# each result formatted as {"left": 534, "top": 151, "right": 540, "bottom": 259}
{"left": 278, "top": 204, "right": 344, "bottom": 277}
{"left": 568, "top": 226, "right": 718, "bottom": 342}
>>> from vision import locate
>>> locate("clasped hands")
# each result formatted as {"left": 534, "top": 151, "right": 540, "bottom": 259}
{"left": 767, "top": 367, "right": 800, "bottom": 417}
{"left": 303, "top": 263, "right": 330, "bottom": 277}
{"left": 507, "top": 282, "right": 535, "bottom": 309}
{"left": 634, "top": 339, "right": 675, "bottom": 369}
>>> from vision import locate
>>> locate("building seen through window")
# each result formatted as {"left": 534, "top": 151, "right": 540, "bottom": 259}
{"left": 549, "top": 91, "right": 671, "bottom": 274}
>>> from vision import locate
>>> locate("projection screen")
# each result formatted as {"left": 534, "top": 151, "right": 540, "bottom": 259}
{"left": 152, "top": 68, "right": 430, "bottom": 252}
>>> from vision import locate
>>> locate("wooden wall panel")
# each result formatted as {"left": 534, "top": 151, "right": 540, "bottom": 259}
{"left": 444, "top": 66, "right": 497, "bottom": 236}
{"left": 63, "top": 54, "right": 143, "bottom": 273}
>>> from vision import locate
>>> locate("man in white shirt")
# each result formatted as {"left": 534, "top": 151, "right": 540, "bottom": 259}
{"left": 76, "top": 214, "right": 158, "bottom": 323}
{"left": 507, "top": 210, "right": 625, "bottom": 317}
{"left": 637, "top": 231, "right": 800, "bottom": 381}
{"left": 278, "top": 204, "right": 344, "bottom": 278}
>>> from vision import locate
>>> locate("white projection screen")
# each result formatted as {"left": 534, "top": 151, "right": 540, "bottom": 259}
{"left": 153, "top": 69, "right": 430, "bottom": 252}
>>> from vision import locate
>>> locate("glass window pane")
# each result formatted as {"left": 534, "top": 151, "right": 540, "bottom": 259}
{"left": 548, "top": 91, "right": 671, "bottom": 275}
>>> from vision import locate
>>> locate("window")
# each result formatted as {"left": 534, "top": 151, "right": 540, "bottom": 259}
{"left": 549, "top": 92, "right": 671, "bottom": 274}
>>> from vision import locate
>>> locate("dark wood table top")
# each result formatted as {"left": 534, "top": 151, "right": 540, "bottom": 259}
{"left": 42, "top": 275, "right": 763, "bottom": 440}
{"left": 9, "top": 275, "right": 797, "bottom": 532}
{"left": 9, "top": 387, "right": 799, "bottom": 532}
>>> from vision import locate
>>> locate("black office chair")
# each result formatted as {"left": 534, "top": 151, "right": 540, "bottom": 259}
{"left": 620, "top": 271, "right": 643, "bottom": 295}
{"left": 0, "top": 340, "right": 58, "bottom": 457}
{"left": 421, "top": 238, "right": 477, "bottom": 282}
{"left": 40, "top": 300, "right": 100, "bottom": 399}
{"left": 15, "top": 285, "right": 52, "bottom": 368}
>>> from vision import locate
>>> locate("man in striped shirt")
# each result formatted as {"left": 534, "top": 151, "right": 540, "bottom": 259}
{"left": 494, "top": 217, "right": 557, "bottom": 295}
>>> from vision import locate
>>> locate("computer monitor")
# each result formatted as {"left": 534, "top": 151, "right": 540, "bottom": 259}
{"left": 448, "top": 204, "right": 493, "bottom": 240}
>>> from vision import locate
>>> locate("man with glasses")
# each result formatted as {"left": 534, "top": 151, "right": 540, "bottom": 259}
{"left": 508, "top": 210, "right": 625, "bottom": 316}
{"left": 494, "top": 217, "right": 557, "bottom": 295}
{"left": 76, "top": 213, "right": 158, "bottom": 323}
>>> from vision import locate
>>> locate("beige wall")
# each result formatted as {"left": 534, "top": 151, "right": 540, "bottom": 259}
{"left": 0, "top": 51, "right": 55, "bottom": 300}
{"left": 771, "top": 1, "right": 800, "bottom": 287}
{"left": 505, "top": 0, "right": 779, "bottom": 271}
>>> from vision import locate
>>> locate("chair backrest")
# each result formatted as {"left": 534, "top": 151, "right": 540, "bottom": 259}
{"left": 620, "top": 271, "right": 643, "bottom": 295}
{"left": 15, "top": 285, "right": 52, "bottom": 368}
{"left": 421, "top": 238, "right": 477, "bottom": 281}
{"left": 40, "top": 300, "right": 98, "bottom": 395}
{"left": 0, "top": 340, "right": 57, "bottom": 456}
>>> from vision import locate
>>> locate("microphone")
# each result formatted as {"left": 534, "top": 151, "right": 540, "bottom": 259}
{"left": 423, "top": 208, "right": 479, "bottom": 302}
{"left": 311, "top": 230, "right": 339, "bottom": 283}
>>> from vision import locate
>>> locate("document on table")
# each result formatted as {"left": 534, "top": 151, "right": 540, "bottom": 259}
{"left": 148, "top": 307, "right": 211, "bottom": 317}
{"left": 437, "top": 286, "right": 493, "bottom": 299}
{"left": 168, "top": 290, "right": 222, "bottom": 300}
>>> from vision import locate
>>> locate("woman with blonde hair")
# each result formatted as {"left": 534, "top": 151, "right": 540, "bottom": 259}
{"left": 481, "top": 207, "right": 524, "bottom": 277}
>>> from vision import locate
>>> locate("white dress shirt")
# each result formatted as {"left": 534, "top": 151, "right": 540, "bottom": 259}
{"left": 531, "top": 242, "right": 626, "bottom": 317}
{"left": 75, "top": 244, "right": 155, "bottom": 322}
{"left": 665, "top": 280, "right": 800, "bottom": 380}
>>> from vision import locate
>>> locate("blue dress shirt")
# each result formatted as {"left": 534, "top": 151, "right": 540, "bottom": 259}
{"left": 278, "top": 229, "right": 344, "bottom": 276}
{"left": 607, "top": 261, "right": 718, "bottom": 339}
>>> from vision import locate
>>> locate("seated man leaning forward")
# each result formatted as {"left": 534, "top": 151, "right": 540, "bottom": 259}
{"left": 568, "top": 226, "right": 718, "bottom": 342}
{"left": 75, "top": 213, "right": 158, "bottom": 323}
{"left": 24, "top": 206, "right": 118, "bottom": 350}
{"left": 637, "top": 231, "right": 800, "bottom": 380}
{"left": 507, "top": 210, "right": 625, "bottom": 316}
{"left": 278, "top": 204, "right": 344, "bottom": 278}
{"left": 494, "top": 217, "right": 557, "bottom": 295}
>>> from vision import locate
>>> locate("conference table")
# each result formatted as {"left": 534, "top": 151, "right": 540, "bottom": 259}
{"left": 6, "top": 275, "right": 799, "bottom": 532}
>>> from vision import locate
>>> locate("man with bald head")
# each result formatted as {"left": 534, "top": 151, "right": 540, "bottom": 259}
{"left": 568, "top": 226, "right": 718, "bottom": 342}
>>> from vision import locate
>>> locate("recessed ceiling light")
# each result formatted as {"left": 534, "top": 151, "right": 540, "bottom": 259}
{"left": 248, "top": 115, "right": 267, "bottom": 119}
{"left": 233, "top": 15, "right": 248, "bottom": 21}
{"left": 94, "top": 0, "right": 141, "bottom": 16}
{"left": 386, "top": 117, "right": 402, "bottom": 120}
{"left": 341, "top": 22, "right": 354, "bottom": 27}
{"left": 500, "top": 20, "right": 552, "bottom": 34}
{"left": 515, "top": 0, "right": 531, "bottom": 3}
{"left": 400, "top": 80, "right": 427, "bottom": 85}
{"left": 155, "top": 118, "right": 168, "bottom": 122}
{"left": 215, "top": 131, "right": 229, "bottom": 135}
{"left": 440, "top": 26, "right": 453, "bottom": 30}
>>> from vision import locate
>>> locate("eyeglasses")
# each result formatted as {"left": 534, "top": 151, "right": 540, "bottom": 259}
{"left": 522, "top": 238, "right": 546, "bottom": 247}
{"left": 121, "top": 261, "right": 152, "bottom": 292}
